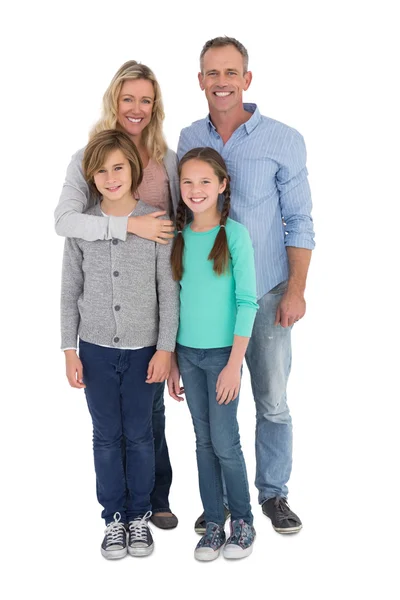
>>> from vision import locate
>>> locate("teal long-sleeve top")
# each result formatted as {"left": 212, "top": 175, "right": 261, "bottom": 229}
{"left": 177, "top": 218, "right": 259, "bottom": 349}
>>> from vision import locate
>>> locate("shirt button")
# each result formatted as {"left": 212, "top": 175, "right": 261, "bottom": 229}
{"left": 114, "top": 337, "right": 119, "bottom": 343}
{"left": 114, "top": 305, "right": 121, "bottom": 311}
{"left": 112, "top": 239, "right": 118, "bottom": 245}
{"left": 113, "top": 271, "right": 119, "bottom": 277}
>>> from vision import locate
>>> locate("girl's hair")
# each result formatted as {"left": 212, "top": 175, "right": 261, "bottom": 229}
{"left": 82, "top": 129, "right": 143, "bottom": 200}
{"left": 90, "top": 60, "right": 167, "bottom": 163}
{"left": 171, "top": 147, "right": 231, "bottom": 281}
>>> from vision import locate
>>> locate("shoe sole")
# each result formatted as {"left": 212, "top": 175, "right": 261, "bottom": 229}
{"left": 150, "top": 518, "right": 178, "bottom": 530}
{"left": 272, "top": 524, "right": 302, "bottom": 534}
{"left": 128, "top": 543, "right": 154, "bottom": 557}
{"left": 101, "top": 547, "right": 127, "bottom": 560}
{"left": 194, "top": 548, "right": 221, "bottom": 562}
{"left": 223, "top": 544, "right": 253, "bottom": 559}
{"left": 195, "top": 526, "right": 206, "bottom": 535}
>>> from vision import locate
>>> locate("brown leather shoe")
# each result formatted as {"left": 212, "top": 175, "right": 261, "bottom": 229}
{"left": 150, "top": 512, "right": 178, "bottom": 529}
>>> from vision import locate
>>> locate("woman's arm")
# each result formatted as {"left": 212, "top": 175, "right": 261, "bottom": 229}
{"left": 55, "top": 149, "right": 175, "bottom": 242}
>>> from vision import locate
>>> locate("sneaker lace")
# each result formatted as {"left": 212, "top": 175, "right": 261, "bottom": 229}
{"left": 274, "top": 497, "right": 296, "bottom": 524}
{"left": 105, "top": 512, "right": 125, "bottom": 546}
{"left": 128, "top": 510, "right": 152, "bottom": 542}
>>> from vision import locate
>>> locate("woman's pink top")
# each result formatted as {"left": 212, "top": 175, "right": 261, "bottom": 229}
{"left": 135, "top": 158, "right": 171, "bottom": 215}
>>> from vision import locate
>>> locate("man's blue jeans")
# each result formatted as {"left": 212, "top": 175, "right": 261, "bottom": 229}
{"left": 79, "top": 341, "right": 156, "bottom": 524}
{"left": 245, "top": 281, "right": 293, "bottom": 504}
{"left": 177, "top": 344, "right": 253, "bottom": 526}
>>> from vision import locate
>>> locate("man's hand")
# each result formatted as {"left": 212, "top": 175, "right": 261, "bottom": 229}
{"left": 275, "top": 289, "right": 306, "bottom": 328}
{"left": 65, "top": 350, "right": 85, "bottom": 389}
{"left": 127, "top": 212, "right": 174, "bottom": 244}
{"left": 216, "top": 363, "right": 241, "bottom": 405}
{"left": 146, "top": 350, "right": 172, "bottom": 383}
{"left": 167, "top": 355, "right": 185, "bottom": 402}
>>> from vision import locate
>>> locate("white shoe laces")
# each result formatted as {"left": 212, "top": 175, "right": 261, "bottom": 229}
{"left": 104, "top": 512, "right": 126, "bottom": 547}
{"left": 128, "top": 510, "right": 152, "bottom": 543}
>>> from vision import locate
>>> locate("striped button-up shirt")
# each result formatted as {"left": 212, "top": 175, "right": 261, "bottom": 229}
{"left": 177, "top": 103, "right": 315, "bottom": 299}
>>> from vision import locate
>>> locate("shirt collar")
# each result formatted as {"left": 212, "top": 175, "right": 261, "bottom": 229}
{"left": 206, "top": 103, "right": 260, "bottom": 135}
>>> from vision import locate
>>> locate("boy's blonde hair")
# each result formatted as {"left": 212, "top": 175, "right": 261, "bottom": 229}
{"left": 83, "top": 130, "right": 143, "bottom": 200}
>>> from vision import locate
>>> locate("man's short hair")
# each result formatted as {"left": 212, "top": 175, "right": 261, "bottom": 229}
{"left": 200, "top": 36, "right": 249, "bottom": 73}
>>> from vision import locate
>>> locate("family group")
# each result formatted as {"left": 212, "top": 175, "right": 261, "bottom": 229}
{"left": 56, "top": 36, "right": 315, "bottom": 562}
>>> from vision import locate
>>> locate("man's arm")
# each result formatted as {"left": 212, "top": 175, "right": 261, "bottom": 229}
{"left": 274, "top": 247, "right": 312, "bottom": 327}
{"left": 55, "top": 151, "right": 174, "bottom": 243}
{"left": 276, "top": 131, "right": 315, "bottom": 327}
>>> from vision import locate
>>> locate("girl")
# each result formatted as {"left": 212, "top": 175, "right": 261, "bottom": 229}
{"left": 61, "top": 130, "right": 179, "bottom": 559}
{"left": 55, "top": 61, "right": 179, "bottom": 530}
{"left": 167, "top": 147, "right": 259, "bottom": 561}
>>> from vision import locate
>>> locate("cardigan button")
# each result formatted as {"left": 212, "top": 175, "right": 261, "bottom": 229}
{"left": 114, "top": 305, "right": 121, "bottom": 311}
{"left": 114, "top": 337, "right": 119, "bottom": 343}
{"left": 112, "top": 239, "right": 118, "bottom": 245}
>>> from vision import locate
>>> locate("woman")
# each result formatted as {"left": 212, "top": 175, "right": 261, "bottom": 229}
{"left": 55, "top": 60, "right": 179, "bottom": 529}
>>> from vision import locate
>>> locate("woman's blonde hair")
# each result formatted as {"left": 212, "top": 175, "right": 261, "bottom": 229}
{"left": 83, "top": 130, "right": 143, "bottom": 201}
{"left": 90, "top": 61, "right": 167, "bottom": 163}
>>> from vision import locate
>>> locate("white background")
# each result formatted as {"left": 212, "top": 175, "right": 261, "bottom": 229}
{"left": 2, "top": 0, "right": 399, "bottom": 598}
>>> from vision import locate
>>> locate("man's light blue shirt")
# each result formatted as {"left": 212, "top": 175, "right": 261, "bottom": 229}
{"left": 177, "top": 103, "right": 315, "bottom": 299}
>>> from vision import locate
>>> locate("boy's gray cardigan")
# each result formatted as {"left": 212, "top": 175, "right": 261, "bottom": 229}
{"left": 61, "top": 201, "right": 179, "bottom": 352}
{"left": 55, "top": 147, "right": 179, "bottom": 241}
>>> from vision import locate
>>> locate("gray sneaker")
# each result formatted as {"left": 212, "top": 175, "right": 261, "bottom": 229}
{"left": 223, "top": 519, "right": 256, "bottom": 559}
{"left": 101, "top": 512, "right": 127, "bottom": 560}
{"left": 127, "top": 511, "right": 154, "bottom": 557}
{"left": 194, "top": 522, "right": 226, "bottom": 562}
{"left": 262, "top": 497, "right": 302, "bottom": 533}
{"left": 194, "top": 506, "right": 231, "bottom": 535}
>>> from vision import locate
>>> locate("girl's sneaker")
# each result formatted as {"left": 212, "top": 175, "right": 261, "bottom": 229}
{"left": 101, "top": 512, "right": 127, "bottom": 560}
{"left": 194, "top": 522, "right": 226, "bottom": 561}
{"left": 223, "top": 519, "right": 256, "bottom": 559}
{"left": 127, "top": 511, "right": 154, "bottom": 557}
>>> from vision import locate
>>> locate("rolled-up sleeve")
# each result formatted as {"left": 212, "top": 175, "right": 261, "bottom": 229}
{"left": 277, "top": 131, "right": 315, "bottom": 250}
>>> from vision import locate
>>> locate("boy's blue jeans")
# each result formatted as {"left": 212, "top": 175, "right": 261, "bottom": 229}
{"left": 79, "top": 340, "right": 156, "bottom": 524}
{"left": 177, "top": 344, "right": 253, "bottom": 526}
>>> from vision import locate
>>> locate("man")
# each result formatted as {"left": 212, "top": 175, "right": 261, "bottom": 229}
{"left": 177, "top": 37, "right": 315, "bottom": 534}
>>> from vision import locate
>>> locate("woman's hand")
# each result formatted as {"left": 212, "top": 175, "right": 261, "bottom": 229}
{"left": 167, "top": 354, "right": 185, "bottom": 401}
{"left": 127, "top": 212, "right": 174, "bottom": 244}
{"left": 65, "top": 350, "right": 85, "bottom": 389}
{"left": 216, "top": 363, "right": 241, "bottom": 405}
{"left": 146, "top": 350, "right": 172, "bottom": 383}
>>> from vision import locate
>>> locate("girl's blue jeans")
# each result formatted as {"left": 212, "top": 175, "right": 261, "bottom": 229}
{"left": 176, "top": 343, "right": 253, "bottom": 526}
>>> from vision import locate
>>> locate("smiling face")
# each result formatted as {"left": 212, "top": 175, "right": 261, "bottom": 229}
{"left": 93, "top": 149, "right": 133, "bottom": 203}
{"left": 117, "top": 78, "right": 155, "bottom": 139}
{"left": 180, "top": 159, "right": 226, "bottom": 216}
{"left": 198, "top": 45, "right": 252, "bottom": 115}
